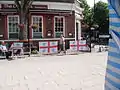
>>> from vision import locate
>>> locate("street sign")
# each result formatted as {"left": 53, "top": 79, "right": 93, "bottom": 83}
{"left": 99, "top": 35, "right": 111, "bottom": 38}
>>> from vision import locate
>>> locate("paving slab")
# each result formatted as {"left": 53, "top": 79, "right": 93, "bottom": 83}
{"left": 0, "top": 52, "right": 108, "bottom": 90}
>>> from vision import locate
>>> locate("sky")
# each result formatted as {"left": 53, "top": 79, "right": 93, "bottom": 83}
{"left": 86, "top": 0, "right": 108, "bottom": 7}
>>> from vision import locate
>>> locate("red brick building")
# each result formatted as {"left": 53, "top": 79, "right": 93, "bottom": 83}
{"left": 0, "top": 0, "right": 83, "bottom": 50}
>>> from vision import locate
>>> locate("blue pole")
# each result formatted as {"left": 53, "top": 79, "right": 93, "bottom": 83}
{"left": 105, "top": 0, "right": 120, "bottom": 89}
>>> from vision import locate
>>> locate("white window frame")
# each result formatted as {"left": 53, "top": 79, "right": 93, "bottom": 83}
{"left": 7, "top": 15, "right": 19, "bottom": 39}
{"left": 54, "top": 16, "right": 65, "bottom": 37}
{"left": 31, "top": 15, "right": 43, "bottom": 38}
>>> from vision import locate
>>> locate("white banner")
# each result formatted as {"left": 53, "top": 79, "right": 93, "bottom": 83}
{"left": 13, "top": 42, "right": 23, "bottom": 48}
{"left": 70, "top": 41, "right": 77, "bottom": 51}
{"left": 49, "top": 41, "right": 58, "bottom": 53}
{"left": 39, "top": 41, "right": 58, "bottom": 54}
{"left": 78, "top": 40, "right": 88, "bottom": 51}
{"left": 69, "top": 40, "right": 88, "bottom": 51}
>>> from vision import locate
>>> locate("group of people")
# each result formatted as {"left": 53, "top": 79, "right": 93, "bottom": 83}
{"left": 0, "top": 34, "right": 66, "bottom": 59}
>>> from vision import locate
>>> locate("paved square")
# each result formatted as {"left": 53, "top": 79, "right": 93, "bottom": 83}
{"left": 0, "top": 52, "right": 108, "bottom": 90}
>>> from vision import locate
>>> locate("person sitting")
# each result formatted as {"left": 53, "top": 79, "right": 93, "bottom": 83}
{"left": 14, "top": 49, "right": 21, "bottom": 56}
{"left": 0, "top": 45, "right": 5, "bottom": 56}
{"left": 0, "top": 41, "right": 11, "bottom": 59}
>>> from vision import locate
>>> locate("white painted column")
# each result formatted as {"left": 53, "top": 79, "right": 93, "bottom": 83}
{"left": 75, "top": 12, "right": 82, "bottom": 41}
{"left": 75, "top": 19, "right": 76, "bottom": 41}
{"left": 77, "top": 20, "right": 81, "bottom": 40}
{"left": 75, "top": 20, "right": 82, "bottom": 41}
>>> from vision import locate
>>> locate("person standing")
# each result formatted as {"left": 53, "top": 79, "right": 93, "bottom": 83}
{"left": 59, "top": 34, "right": 66, "bottom": 54}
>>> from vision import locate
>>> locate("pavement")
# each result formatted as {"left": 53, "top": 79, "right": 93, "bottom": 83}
{"left": 0, "top": 52, "right": 108, "bottom": 90}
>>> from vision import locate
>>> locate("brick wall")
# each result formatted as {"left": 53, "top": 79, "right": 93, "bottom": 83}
{"left": 65, "top": 12, "right": 75, "bottom": 38}
{"left": 0, "top": 15, "right": 7, "bottom": 40}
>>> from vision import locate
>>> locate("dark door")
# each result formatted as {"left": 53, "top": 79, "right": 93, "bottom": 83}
{"left": 76, "top": 22, "right": 79, "bottom": 40}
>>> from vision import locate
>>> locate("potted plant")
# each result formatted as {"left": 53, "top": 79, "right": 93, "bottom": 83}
{"left": 31, "top": 24, "right": 38, "bottom": 29}
{"left": 18, "top": 24, "right": 25, "bottom": 29}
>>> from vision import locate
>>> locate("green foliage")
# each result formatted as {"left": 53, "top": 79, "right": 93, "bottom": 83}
{"left": 79, "top": 0, "right": 109, "bottom": 34}
{"left": 31, "top": 49, "right": 38, "bottom": 54}
{"left": 94, "top": 1, "right": 108, "bottom": 25}
{"left": 79, "top": 0, "right": 92, "bottom": 25}
{"left": 93, "top": 1, "right": 109, "bottom": 34}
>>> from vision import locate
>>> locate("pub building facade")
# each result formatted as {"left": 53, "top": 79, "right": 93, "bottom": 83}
{"left": 0, "top": 0, "right": 83, "bottom": 49}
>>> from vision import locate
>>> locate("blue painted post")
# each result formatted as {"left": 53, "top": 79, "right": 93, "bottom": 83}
{"left": 105, "top": 0, "right": 120, "bottom": 90}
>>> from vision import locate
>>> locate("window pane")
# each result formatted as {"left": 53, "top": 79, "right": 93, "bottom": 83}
{"left": 9, "top": 33, "right": 19, "bottom": 39}
{"left": 54, "top": 17, "right": 64, "bottom": 38}
{"left": 55, "top": 32, "right": 63, "bottom": 38}
{"left": 32, "top": 16, "right": 43, "bottom": 38}
{"left": 33, "top": 32, "right": 42, "bottom": 38}
{"left": 8, "top": 16, "right": 19, "bottom": 39}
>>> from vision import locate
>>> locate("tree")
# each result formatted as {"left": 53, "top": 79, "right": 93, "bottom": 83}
{"left": 79, "top": 0, "right": 92, "bottom": 25}
{"left": 14, "top": 0, "right": 33, "bottom": 40}
{"left": 93, "top": 1, "right": 109, "bottom": 34}
{"left": 79, "top": 0, "right": 108, "bottom": 34}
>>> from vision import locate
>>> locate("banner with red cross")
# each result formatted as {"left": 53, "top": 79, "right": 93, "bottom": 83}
{"left": 39, "top": 41, "right": 58, "bottom": 54}
{"left": 70, "top": 40, "right": 88, "bottom": 51}
{"left": 70, "top": 41, "right": 77, "bottom": 51}
{"left": 78, "top": 40, "right": 88, "bottom": 51}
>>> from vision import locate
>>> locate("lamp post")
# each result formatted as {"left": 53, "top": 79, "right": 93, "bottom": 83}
{"left": 89, "top": 27, "right": 95, "bottom": 52}
{"left": 93, "top": 0, "right": 95, "bottom": 23}
{"left": 89, "top": 0, "right": 95, "bottom": 52}
{"left": 27, "top": 9, "right": 30, "bottom": 56}
{"left": 94, "top": 0, "right": 95, "bottom": 13}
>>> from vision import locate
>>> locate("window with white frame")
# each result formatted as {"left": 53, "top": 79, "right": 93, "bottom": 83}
{"left": 54, "top": 16, "right": 65, "bottom": 38}
{"left": 8, "top": 15, "right": 19, "bottom": 39}
{"left": 32, "top": 16, "right": 43, "bottom": 38}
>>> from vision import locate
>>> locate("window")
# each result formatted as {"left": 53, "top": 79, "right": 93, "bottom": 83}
{"left": 32, "top": 16, "right": 43, "bottom": 38}
{"left": 8, "top": 15, "right": 19, "bottom": 39}
{"left": 54, "top": 16, "right": 65, "bottom": 38}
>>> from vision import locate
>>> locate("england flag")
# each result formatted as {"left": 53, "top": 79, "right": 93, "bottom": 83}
{"left": 70, "top": 41, "right": 77, "bottom": 51}
{"left": 39, "top": 42, "right": 48, "bottom": 54}
{"left": 49, "top": 41, "right": 58, "bottom": 53}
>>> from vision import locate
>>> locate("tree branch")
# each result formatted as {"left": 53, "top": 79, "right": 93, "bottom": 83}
{"left": 27, "top": 0, "right": 34, "bottom": 9}
{"left": 24, "top": 0, "right": 34, "bottom": 14}
{"left": 14, "top": 0, "right": 21, "bottom": 11}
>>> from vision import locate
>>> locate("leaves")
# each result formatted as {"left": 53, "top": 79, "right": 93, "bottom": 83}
{"left": 93, "top": 1, "right": 109, "bottom": 34}
{"left": 78, "top": 0, "right": 92, "bottom": 25}
{"left": 79, "top": 0, "right": 108, "bottom": 34}
{"left": 94, "top": 1, "right": 108, "bottom": 25}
